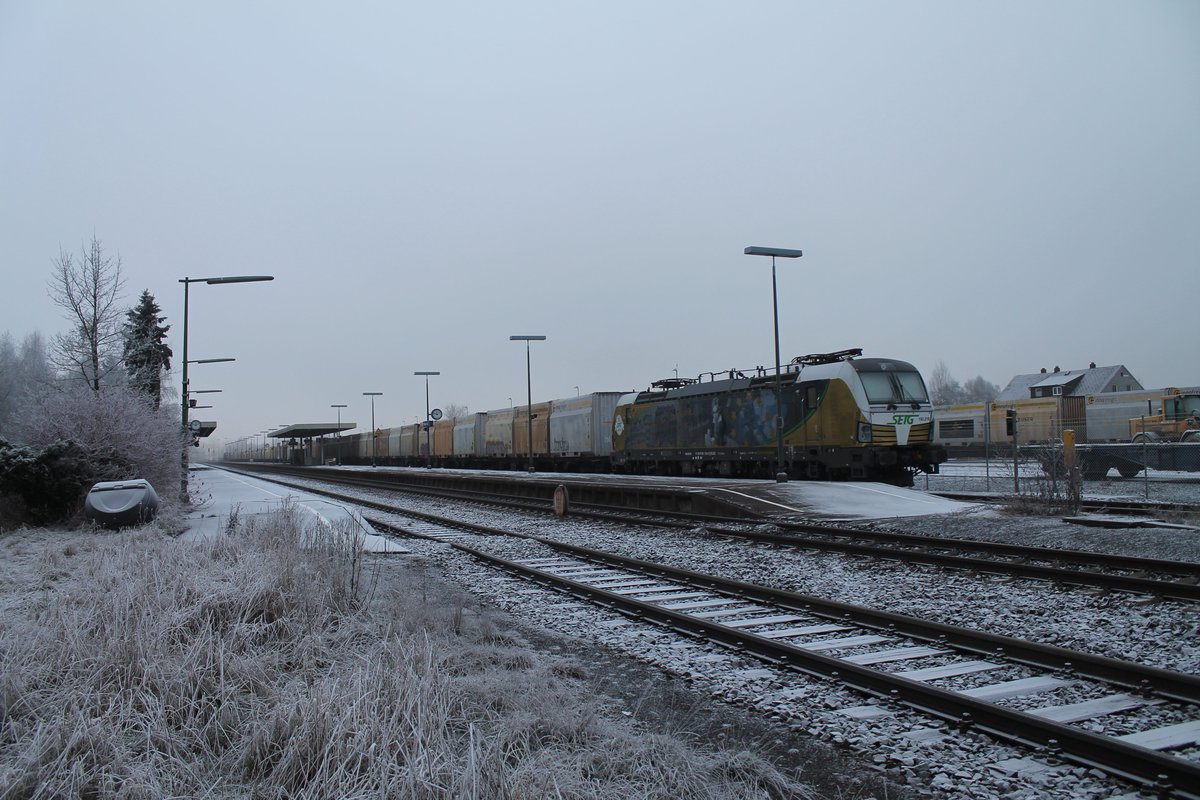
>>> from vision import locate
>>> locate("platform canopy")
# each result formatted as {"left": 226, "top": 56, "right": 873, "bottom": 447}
{"left": 267, "top": 423, "right": 357, "bottom": 439}
{"left": 191, "top": 421, "right": 217, "bottom": 438}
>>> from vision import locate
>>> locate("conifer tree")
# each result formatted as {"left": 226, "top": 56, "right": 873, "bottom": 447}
{"left": 122, "top": 290, "right": 173, "bottom": 409}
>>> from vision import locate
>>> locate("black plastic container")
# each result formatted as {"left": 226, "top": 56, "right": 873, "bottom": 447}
{"left": 83, "top": 479, "right": 160, "bottom": 528}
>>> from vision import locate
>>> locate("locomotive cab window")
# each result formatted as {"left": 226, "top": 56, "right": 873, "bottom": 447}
{"left": 858, "top": 370, "right": 929, "bottom": 405}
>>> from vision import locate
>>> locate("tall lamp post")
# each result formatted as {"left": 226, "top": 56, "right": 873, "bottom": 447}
{"left": 414, "top": 371, "right": 440, "bottom": 468}
{"left": 744, "top": 246, "right": 803, "bottom": 483}
{"left": 509, "top": 335, "right": 546, "bottom": 472}
{"left": 331, "top": 404, "right": 347, "bottom": 465}
{"left": 180, "top": 274, "right": 273, "bottom": 502}
{"left": 363, "top": 392, "right": 383, "bottom": 466}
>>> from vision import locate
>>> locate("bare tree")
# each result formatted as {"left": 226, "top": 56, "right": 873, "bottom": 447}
{"left": 928, "top": 361, "right": 964, "bottom": 406}
{"left": 930, "top": 362, "right": 999, "bottom": 406}
{"left": 47, "top": 235, "right": 126, "bottom": 392}
{"left": 442, "top": 403, "right": 470, "bottom": 419}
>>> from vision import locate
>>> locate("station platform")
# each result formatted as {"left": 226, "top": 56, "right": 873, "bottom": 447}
{"left": 181, "top": 465, "right": 406, "bottom": 553}
{"left": 228, "top": 462, "right": 976, "bottom": 522}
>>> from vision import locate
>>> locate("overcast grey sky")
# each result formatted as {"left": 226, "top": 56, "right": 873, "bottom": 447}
{"left": 3, "top": 1, "right": 1198, "bottom": 449}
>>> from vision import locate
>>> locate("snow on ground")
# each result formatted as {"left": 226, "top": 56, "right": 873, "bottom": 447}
{"left": 215, "top": 464, "right": 1200, "bottom": 799}
{"left": 746, "top": 480, "right": 978, "bottom": 520}
{"left": 182, "top": 466, "right": 405, "bottom": 553}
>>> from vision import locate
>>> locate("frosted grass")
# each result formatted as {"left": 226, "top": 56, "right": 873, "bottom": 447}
{"left": 0, "top": 509, "right": 814, "bottom": 799}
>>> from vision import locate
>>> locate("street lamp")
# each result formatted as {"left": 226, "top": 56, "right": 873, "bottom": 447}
{"left": 509, "top": 335, "right": 546, "bottom": 472}
{"left": 414, "top": 371, "right": 440, "bottom": 468}
{"left": 363, "top": 392, "right": 383, "bottom": 466}
{"left": 744, "top": 246, "right": 803, "bottom": 483}
{"left": 180, "top": 274, "right": 273, "bottom": 501}
{"left": 186, "top": 388, "right": 221, "bottom": 412}
{"left": 331, "top": 404, "right": 347, "bottom": 465}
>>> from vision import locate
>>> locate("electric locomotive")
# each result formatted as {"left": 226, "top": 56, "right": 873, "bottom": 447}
{"left": 610, "top": 348, "right": 945, "bottom": 485}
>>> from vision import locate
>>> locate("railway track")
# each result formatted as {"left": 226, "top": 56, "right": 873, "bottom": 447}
{"left": 225, "top": 467, "right": 1200, "bottom": 602}
{"left": 933, "top": 490, "right": 1200, "bottom": 518}
{"left": 359, "top": 509, "right": 1200, "bottom": 797}
{"left": 706, "top": 522, "right": 1200, "bottom": 602}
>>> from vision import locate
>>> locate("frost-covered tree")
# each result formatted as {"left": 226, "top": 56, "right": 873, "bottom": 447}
{"left": 47, "top": 235, "right": 126, "bottom": 392}
{"left": 13, "top": 381, "right": 182, "bottom": 506}
{"left": 442, "top": 403, "right": 469, "bottom": 419}
{"left": 122, "top": 290, "right": 173, "bottom": 409}
{"left": 0, "top": 331, "right": 52, "bottom": 434}
{"left": 0, "top": 334, "right": 18, "bottom": 430}
{"left": 929, "top": 361, "right": 965, "bottom": 406}
{"left": 962, "top": 375, "right": 1000, "bottom": 404}
{"left": 929, "top": 361, "right": 999, "bottom": 406}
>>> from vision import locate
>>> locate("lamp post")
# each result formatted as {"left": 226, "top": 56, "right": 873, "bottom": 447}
{"left": 509, "top": 335, "right": 546, "bottom": 472}
{"left": 180, "top": 274, "right": 273, "bottom": 502}
{"left": 182, "top": 360, "right": 232, "bottom": 474}
{"left": 186, "top": 387, "right": 222, "bottom": 416}
{"left": 744, "top": 246, "right": 803, "bottom": 483}
{"left": 331, "top": 404, "right": 347, "bottom": 465}
{"left": 414, "top": 371, "right": 440, "bottom": 468}
{"left": 363, "top": 392, "right": 383, "bottom": 466}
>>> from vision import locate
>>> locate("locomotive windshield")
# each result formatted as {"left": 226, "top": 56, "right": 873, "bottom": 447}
{"left": 858, "top": 370, "right": 929, "bottom": 406}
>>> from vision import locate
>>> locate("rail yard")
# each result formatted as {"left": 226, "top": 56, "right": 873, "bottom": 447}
{"left": 220, "top": 461, "right": 1200, "bottom": 799}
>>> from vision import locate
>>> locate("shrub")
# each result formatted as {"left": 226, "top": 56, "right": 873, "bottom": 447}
{"left": 0, "top": 437, "right": 94, "bottom": 527}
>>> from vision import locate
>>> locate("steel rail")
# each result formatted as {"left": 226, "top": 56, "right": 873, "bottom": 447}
{"left": 225, "top": 464, "right": 1200, "bottom": 603}
{"left": 711, "top": 527, "right": 1200, "bottom": 602}
{"left": 456, "top": 543, "right": 1200, "bottom": 797}
{"left": 933, "top": 490, "right": 1200, "bottom": 517}
{"left": 522, "top": 538, "right": 1200, "bottom": 704}
{"left": 761, "top": 521, "right": 1200, "bottom": 578}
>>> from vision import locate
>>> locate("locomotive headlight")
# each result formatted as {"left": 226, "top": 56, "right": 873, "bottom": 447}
{"left": 857, "top": 422, "right": 872, "bottom": 443}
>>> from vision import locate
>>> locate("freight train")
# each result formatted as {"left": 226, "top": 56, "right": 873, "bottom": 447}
{"left": 291, "top": 349, "right": 946, "bottom": 486}
{"left": 933, "top": 387, "right": 1200, "bottom": 454}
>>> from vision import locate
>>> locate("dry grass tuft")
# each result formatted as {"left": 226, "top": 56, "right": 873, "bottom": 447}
{"left": 0, "top": 510, "right": 817, "bottom": 799}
